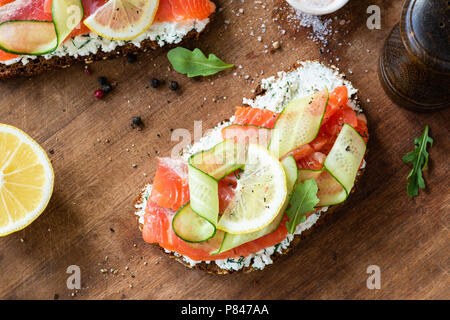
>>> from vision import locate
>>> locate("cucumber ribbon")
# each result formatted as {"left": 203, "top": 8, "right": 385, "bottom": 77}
{"left": 269, "top": 89, "right": 329, "bottom": 159}
{"left": 297, "top": 124, "right": 367, "bottom": 206}
{"left": 172, "top": 140, "right": 247, "bottom": 243}
{"left": 268, "top": 90, "right": 366, "bottom": 207}
{"left": 0, "top": 0, "right": 84, "bottom": 55}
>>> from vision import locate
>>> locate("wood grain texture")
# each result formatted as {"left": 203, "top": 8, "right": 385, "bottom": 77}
{"left": 0, "top": 0, "right": 448, "bottom": 300}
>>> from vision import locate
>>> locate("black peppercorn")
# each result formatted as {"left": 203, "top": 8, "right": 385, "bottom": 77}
{"left": 150, "top": 78, "right": 160, "bottom": 88}
{"left": 131, "top": 116, "right": 143, "bottom": 129}
{"left": 169, "top": 80, "right": 179, "bottom": 91}
{"left": 102, "top": 84, "right": 112, "bottom": 93}
{"left": 98, "top": 76, "right": 108, "bottom": 85}
{"left": 127, "top": 53, "right": 137, "bottom": 63}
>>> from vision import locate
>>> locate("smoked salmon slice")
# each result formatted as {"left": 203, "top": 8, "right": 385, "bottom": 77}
{"left": 0, "top": 0, "right": 15, "bottom": 6}
{"left": 155, "top": 0, "right": 216, "bottom": 23}
{"left": 0, "top": 50, "right": 18, "bottom": 61}
{"left": 0, "top": 0, "right": 51, "bottom": 22}
{"left": 221, "top": 124, "right": 271, "bottom": 148}
{"left": 143, "top": 199, "right": 289, "bottom": 261}
{"left": 233, "top": 107, "right": 279, "bottom": 129}
{"left": 149, "top": 157, "right": 190, "bottom": 212}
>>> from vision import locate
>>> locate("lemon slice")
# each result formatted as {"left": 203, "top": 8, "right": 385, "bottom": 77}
{"left": 217, "top": 144, "right": 287, "bottom": 234}
{"left": 0, "top": 124, "right": 54, "bottom": 236}
{"left": 84, "top": 0, "right": 160, "bottom": 41}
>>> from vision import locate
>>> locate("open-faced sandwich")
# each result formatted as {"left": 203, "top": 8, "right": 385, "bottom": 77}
{"left": 0, "top": 0, "right": 216, "bottom": 79}
{"left": 135, "top": 61, "right": 369, "bottom": 274}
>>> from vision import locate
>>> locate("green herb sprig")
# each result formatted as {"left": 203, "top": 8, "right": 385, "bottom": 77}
{"left": 285, "top": 179, "right": 319, "bottom": 234}
{"left": 402, "top": 125, "right": 433, "bottom": 198}
{"left": 167, "top": 47, "right": 234, "bottom": 77}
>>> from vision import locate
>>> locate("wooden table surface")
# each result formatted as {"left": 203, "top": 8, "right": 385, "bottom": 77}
{"left": 0, "top": 0, "right": 448, "bottom": 300}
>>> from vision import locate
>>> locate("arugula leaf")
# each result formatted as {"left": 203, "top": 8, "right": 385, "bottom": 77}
{"left": 167, "top": 47, "right": 234, "bottom": 77}
{"left": 285, "top": 179, "right": 319, "bottom": 234}
{"left": 402, "top": 125, "right": 433, "bottom": 198}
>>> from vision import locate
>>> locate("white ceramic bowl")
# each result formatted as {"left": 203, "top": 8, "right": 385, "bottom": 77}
{"left": 286, "top": 0, "right": 350, "bottom": 15}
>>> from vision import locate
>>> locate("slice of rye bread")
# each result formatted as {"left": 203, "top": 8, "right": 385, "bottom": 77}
{"left": 134, "top": 60, "right": 368, "bottom": 274}
{"left": 0, "top": 23, "right": 211, "bottom": 80}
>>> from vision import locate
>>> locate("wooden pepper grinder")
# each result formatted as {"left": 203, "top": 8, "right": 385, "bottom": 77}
{"left": 379, "top": 0, "right": 450, "bottom": 111}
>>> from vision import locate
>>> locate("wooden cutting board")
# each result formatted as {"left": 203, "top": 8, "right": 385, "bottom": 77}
{"left": 0, "top": 0, "right": 448, "bottom": 300}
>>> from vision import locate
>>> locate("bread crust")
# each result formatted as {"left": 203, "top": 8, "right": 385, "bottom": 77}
{"left": 0, "top": 27, "right": 207, "bottom": 80}
{"left": 134, "top": 61, "right": 367, "bottom": 274}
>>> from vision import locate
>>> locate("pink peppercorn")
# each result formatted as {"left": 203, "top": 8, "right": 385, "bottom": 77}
{"left": 94, "top": 89, "right": 104, "bottom": 99}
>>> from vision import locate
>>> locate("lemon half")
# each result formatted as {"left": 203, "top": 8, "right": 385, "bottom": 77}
{"left": 0, "top": 124, "right": 54, "bottom": 236}
{"left": 84, "top": 0, "right": 160, "bottom": 41}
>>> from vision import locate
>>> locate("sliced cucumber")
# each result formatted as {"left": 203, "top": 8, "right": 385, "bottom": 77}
{"left": 297, "top": 124, "right": 367, "bottom": 206}
{"left": 324, "top": 124, "right": 366, "bottom": 194}
{"left": 298, "top": 168, "right": 323, "bottom": 182}
{"left": 187, "top": 229, "right": 226, "bottom": 252}
{"left": 189, "top": 139, "right": 246, "bottom": 180}
{"left": 174, "top": 140, "right": 247, "bottom": 242}
{"left": 187, "top": 164, "right": 219, "bottom": 226}
{"left": 0, "top": 20, "right": 57, "bottom": 55}
{"left": 213, "top": 210, "right": 284, "bottom": 255}
{"left": 315, "top": 171, "right": 347, "bottom": 206}
{"left": 298, "top": 169, "right": 346, "bottom": 206}
{"left": 172, "top": 203, "right": 216, "bottom": 243}
{"left": 0, "top": 0, "right": 83, "bottom": 55}
{"left": 52, "top": 0, "right": 84, "bottom": 44}
{"left": 269, "top": 90, "right": 328, "bottom": 159}
{"left": 187, "top": 140, "right": 247, "bottom": 228}
{"left": 281, "top": 155, "right": 298, "bottom": 193}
